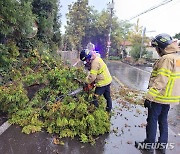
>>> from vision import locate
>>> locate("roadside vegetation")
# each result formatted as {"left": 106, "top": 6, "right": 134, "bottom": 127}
{"left": 0, "top": 0, "right": 110, "bottom": 144}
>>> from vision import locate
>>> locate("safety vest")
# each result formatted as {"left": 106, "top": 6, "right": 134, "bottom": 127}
{"left": 86, "top": 57, "right": 112, "bottom": 87}
{"left": 146, "top": 53, "right": 180, "bottom": 104}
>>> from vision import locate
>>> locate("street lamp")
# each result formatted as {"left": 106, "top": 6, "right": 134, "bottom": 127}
{"left": 106, "top": 0, "right": 114, "bottom": 60}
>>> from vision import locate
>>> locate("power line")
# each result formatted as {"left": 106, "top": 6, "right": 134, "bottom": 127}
{"left": 128, "top": 0, "right": 173, "bottom": 21}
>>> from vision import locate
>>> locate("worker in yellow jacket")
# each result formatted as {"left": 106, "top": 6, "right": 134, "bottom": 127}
{"left": 135, "top": 33, "right": 180, "bottom": 154}
{"left": 80, "top": 49, "right": 112, "bottom": 112}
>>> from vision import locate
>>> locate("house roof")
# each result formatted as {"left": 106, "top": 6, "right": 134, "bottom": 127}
{"left": 120, "top": 40, "right": 153, "bottom": 47}
{"left": 120, "top": 41, "right": 132, "bottom": 46}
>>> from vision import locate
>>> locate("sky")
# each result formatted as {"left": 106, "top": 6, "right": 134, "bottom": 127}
{"left": 60, "top": 0, "right": 180, "bottom": 37}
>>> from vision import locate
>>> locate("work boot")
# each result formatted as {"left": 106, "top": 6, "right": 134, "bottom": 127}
{"left": 107, "top": 110, "right": 113, "bottom": 119}
{"left": 106, "top": 107, "right": 111, "bottom": 112}
{"left": 158, "top": 148, "right": 166, "bottom": 154}
{"left": 135, "top": 140, "right": 154, "bottom": 153}
{"left": 156, "top": 142, "right": 166, "bottom": 154}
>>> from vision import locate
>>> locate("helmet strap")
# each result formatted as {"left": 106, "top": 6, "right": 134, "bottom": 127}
{"left": 157, "top": 47, "right": 165, "bottom": 56}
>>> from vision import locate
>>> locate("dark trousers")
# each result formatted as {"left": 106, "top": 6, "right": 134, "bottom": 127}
{"left": 146, "top": 101, "right": 170, "bottom": 144}
{"left": 93, "top": 84, "right": 112, "bottom": 112}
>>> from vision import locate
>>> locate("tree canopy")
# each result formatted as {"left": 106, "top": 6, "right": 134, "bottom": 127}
{"left": 63, "top": 0, "right": 132, "bottom": 58}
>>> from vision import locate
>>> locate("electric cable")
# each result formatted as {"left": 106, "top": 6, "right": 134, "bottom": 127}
{"left": 128, "top": 0, "right": 173, "bottom": 21}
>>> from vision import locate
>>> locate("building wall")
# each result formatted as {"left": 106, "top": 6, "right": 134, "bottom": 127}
{"left": 146, "top": 47, "right": 159, "bottom": 59}
{"left": 124, "top": 45, "right": 159, "bottom": 59}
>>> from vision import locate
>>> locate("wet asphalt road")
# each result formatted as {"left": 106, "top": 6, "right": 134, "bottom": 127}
{"left": 107, "top": 61, "right": 180, "bottom": 135}
{"left": 0, "top": 61, "right": 180, "bottom": 154}
{"left": 107, "top": 61, "right": 152, "bottom": 91}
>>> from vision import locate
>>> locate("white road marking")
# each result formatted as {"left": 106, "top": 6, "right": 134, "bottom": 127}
{"left": 0, "top": 121, "right": 11, "bottom": 135}
{"left": 112, "top": 76, "right": 125, "bottom": 87}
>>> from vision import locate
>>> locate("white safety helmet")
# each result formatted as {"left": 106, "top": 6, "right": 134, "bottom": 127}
{"left": 87, "top": 42, "right": 95, "bottom": 51}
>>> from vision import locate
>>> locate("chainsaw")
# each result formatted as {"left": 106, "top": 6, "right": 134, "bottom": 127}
{"left": 39, "top": 79, "right": 95, "bottom": 110}
{"left": 74, "top": 78, "right": 95, "bottom": 92}
{"left": 83, "top": 82, "right": 95, "bottom": 92}
{"left": 55, "top": 79, "right": 95, "bottom": 102}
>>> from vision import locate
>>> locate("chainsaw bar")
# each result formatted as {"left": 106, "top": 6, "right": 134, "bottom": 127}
{"left": 55, "top": 87, "right": 83, "bottom": 102}
{"left": 68, "top": 87, "right": 83, "bottom": 96}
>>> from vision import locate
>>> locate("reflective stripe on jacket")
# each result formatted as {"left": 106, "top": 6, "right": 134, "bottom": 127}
{"left": 146, "top": 52, "right": 180, "bottom": 105}
{"left": 86, "top": 57, "right": 112, "bottom": 87}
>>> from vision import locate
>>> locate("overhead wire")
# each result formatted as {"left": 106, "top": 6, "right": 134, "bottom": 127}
{"left": 128, "top": 0, "right": 173, "bottom": 21}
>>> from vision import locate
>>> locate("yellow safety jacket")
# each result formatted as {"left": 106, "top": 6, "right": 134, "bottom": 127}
{"left": 146, "top": 44, "right": 180, "bottom": 105}
{"left": 86, "top": 57, "right": 112, "bottom": 87}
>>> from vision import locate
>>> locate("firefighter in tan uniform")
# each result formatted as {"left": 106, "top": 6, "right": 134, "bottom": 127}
{"left": 80, "top": 49, "right": 112, "bottom": 112}
{"left": 135, "top": 33, "right": 180, "bottom": 154}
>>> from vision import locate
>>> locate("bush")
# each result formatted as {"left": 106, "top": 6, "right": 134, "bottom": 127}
{"left": 109, "top": 56, "right": 121, "bottom": 60}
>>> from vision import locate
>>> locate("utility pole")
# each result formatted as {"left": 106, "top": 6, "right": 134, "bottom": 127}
{"left": 106, "top": 0, "right": 114, "bottom": 60}
{"left": 140, "top": 27, "right": 156, "bottom": 59}
{"left": 140, "top": 27, "right": 146, "bottom": 59}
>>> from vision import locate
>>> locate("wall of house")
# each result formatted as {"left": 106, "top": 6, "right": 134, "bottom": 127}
{"left": 146, "top": 47, "right": 159, "bottom": 59}
{"left": 123, "top": 45, "right": 159, "bottom": 59}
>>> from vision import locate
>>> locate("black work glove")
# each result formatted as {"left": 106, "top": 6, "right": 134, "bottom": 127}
{"left": 84, "top": 62, "right": 91, "bottom": 71}
{"left": 144, "top": 99, "right": 152, "bottom": 108}
{"left": 83, "top": 83, "right": 87, "bottom": 89}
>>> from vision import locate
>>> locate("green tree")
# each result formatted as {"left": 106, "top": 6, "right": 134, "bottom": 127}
{"left": 128, "top": 19, "right": 148, "bottom": 60}
{"left": 0, "top": 0, "right": 36, "bottom": 42}
{"left": 110, "top": 20, "right": 132, "bottom": 58}
{"left": 0, "top": 0, "right": 36, "bottom": 73}
{"left": 32, "top": 0, "right": 61, "bottom": 49}
{"left": 174, "top": 33, "right": 180, "bottom": 40}
{"left": 83, "top": 11, "right": 131, "bottom": 58}
{"left": 64, "top": 1, "right": 132, "bottom": 58}
{"left": 90, "top": 10, "right": 109, "bottom": 57}
{"left": 65, "top": 0, "right": 91, "bottom": 51}
{"left": 81, "top": 9, "right": 98, "bottom": 49}
{"left": 0, "top": 0, "right": 62, "bottom": 80}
